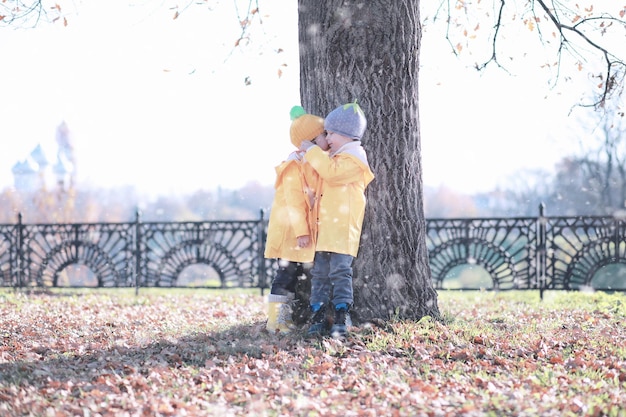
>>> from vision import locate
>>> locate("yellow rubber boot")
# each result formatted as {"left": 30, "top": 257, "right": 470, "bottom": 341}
{"left": 266, "top": 294, "right": 294, "bottom": 334}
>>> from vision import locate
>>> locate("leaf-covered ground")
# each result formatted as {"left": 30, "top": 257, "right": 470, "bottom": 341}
{"left": 1, "top": 288, "right": 625, "bottom": 416}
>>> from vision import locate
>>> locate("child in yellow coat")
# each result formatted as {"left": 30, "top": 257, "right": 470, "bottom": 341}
{"left": 301, "top": 101, "right": 375, "bottom": 338}
{"left": 264, "top": 106, "right": 329, "bottom": 333}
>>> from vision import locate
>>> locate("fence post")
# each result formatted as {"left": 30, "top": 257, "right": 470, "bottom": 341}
{"left": 16, "top": 213, "right": 24, "bottom": 289}
{"left": 258, "top": 209, "right": 267, "bottom": 295}
{"left": 134, "top": 209, "right": 142, "bottom": 296}
{"left": 537, "top": 203, "right": 547, "bottom": 300}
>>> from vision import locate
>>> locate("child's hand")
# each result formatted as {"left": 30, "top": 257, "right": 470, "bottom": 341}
{"left": 297, "top": 235, "right": 311, "bottom": 248}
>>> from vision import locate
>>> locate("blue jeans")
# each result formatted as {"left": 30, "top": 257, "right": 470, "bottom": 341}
{"left": 310, "top": 251, "right": 354, "bottom": 307}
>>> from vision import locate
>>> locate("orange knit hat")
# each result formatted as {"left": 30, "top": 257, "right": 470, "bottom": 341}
{"left": 289, "top": 106, "right": 324, "bottom": 148}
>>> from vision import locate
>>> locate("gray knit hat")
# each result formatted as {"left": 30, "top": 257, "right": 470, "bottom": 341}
{"left": 324, "top": 101, "right": 367, "bottom": 140}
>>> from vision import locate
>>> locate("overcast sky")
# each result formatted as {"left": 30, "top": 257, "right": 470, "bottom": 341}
{"left": 1, "top": 0, "right": 623, "bottom": 199}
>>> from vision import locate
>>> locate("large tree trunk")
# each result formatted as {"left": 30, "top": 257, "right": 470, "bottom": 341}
{"left": 298, "top": 0, "right": 440, "bottom": 322}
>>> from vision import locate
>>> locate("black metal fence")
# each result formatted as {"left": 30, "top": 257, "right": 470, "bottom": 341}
{"left": 427, "top": 205, "right": 626, "bottom": 294}
{"left": 1, "top": 205, "right": 625, "bottom": 292}
{"left": 0, "top": 211, "right": 268, "bottom": 292}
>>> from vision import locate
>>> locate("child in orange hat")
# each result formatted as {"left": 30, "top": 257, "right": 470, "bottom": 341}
{"left": 264, "top": 105, "right": 329, "bottom": 334}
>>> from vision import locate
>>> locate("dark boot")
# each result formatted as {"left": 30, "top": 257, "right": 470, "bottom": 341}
{"left": 306, "top": 303, "right": 328, "bottom": 337}
{"left": 330, "top": 303, "right": 351, "bottom": 338}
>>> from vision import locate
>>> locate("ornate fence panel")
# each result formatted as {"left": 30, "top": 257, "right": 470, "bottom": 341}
{"left": 0, "top": 221, "right": 16, "bottom": 286}
{"left": 544, "top": 215, "right": 626, "bottom": 290}
{"left": 138, "top": 219, "right": 265, "bottom": 288}
{"left": 425, "top": 217, "right": 538, "bottom": 290}
{"left": 19, "top": 221, "right": 136, "bottom": 287}
{"left": 1, "top": 207, "right": 625, "bottom": 292}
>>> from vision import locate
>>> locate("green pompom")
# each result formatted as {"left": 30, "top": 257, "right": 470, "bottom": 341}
{"left": 290, "top": 105, "right": 307, "bottom": 120}
{"left": 343, "top": 99, "right": 363, "bottom": 114}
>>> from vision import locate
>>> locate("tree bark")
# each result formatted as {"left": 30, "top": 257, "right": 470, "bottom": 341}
{"left": 297, "top": 0, "right": 440, "bottom": 322}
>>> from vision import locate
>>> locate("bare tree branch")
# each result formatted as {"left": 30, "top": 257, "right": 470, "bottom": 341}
{"left": 441, "top": 0, "right": 626, "bottom": 109}
{"left": 0, "top": 0, "right": 62, "bottom": 28}
{"left": 475, "top": 0, "right": 507, "bottom": 71}
{"left": 535, "top": 0, "right": 626, "bottom": 108}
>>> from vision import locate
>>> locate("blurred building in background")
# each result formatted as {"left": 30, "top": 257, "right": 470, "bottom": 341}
{"left": 11, "top": 122, "right": 76, "bottom": 193}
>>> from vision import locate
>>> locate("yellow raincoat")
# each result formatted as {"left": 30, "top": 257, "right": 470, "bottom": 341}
{"left": 305, "top": 142, "right": 375, "bottom": 257}
{"left": 264, "top": 153, "right": 321, "bottom": 263}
